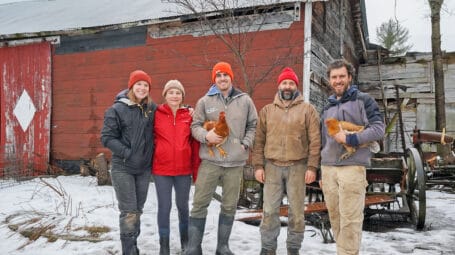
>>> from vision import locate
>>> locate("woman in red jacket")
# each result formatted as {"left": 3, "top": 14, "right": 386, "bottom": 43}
{"left": 152, "top": 80, "right": 200, "bottom": 255}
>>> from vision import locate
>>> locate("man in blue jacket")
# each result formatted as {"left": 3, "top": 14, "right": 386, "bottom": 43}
{"left": 320, "top": 59, "right": 384, "bottom": 255}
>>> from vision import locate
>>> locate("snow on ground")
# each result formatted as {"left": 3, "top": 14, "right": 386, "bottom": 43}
{"left": 0, "top": 175, "right": 454, "bottom": 254}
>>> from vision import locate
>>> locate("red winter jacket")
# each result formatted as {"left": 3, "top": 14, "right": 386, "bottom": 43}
{"left": 152, "top": 104, "right": 200, "bottom": 180}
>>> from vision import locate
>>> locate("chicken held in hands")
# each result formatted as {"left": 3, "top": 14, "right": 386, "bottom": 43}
{"left": 203, "top": 111, "right": 229, "bottom": 158}
{"left": 325, "top": 117, "right": 380, "bottom": 160}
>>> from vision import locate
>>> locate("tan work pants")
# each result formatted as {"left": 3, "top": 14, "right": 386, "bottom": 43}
{"left": 321, "top": 165, "right": 368, "bottom": 255}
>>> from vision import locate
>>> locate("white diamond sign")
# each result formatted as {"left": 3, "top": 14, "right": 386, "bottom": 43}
{"left": 13, "top": 90, "right": 36, "bottom": 132}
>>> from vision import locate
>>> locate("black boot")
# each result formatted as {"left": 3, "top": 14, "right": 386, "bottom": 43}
{"left": 180, "top": 226, "right": 189, "bottom": 253}
{"left": 159, "top": 236, "right": 170, "bottom": 255}
{"left": 215, "top": 213, "right": 235, "bottom": 255}
{"left": 184, "top": 217, "right": 206, "bottom": 255}
{"left": 259, "top": 248, "right": 276, "bottom": 255}
{"left": 287, "top": 248, "right": 299, "bottom": 255}
{"left": 120, "top": 234, "right": 139, "bottom": 255}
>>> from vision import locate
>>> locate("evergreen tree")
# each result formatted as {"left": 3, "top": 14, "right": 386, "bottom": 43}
{"left": 376, "top": 18, "right": 413, "bottom": 55}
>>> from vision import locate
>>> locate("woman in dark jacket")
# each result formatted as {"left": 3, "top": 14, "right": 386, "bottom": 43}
{"left": 152, "top": 80, "right": 200, "bottom": 255}
{"left": 101, "top": 70, "right": 156, "bottom": 255}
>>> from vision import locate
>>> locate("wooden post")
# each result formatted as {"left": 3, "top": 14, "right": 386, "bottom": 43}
{"left": 94, "top": 153, "right": 111, "bottom": 186}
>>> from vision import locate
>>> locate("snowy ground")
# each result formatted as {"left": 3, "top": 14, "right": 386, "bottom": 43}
{"left": 0, "top": 175, "right": 454, "bottom": 255}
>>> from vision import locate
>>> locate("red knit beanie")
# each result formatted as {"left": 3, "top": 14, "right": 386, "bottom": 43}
{"left": 128, "top": 70, "right": 152, "bottom": 89}
{"left": 277, "top": 67, "right": 299, "bottom": 86}
{"left": 212, "top": 62, "right": 234, "bottom": 83}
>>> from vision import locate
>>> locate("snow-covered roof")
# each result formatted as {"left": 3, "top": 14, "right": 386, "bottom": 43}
{"left": 0, "top": 0, "right": 311, "bottom": 38}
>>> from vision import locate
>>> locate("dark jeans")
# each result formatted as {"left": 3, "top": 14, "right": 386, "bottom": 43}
{"left": 111, "top": 166, "right": 151, "bottom": 254}
{"left": 154, "top": 174, "right": 192, "bottom": 237}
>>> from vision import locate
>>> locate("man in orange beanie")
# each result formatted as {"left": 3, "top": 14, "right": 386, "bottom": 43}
{"left": 252, "top": 67, "right": 321, "bottom": 255}
{"left": 186, "top": 61, "right": 258, "bottom": 255}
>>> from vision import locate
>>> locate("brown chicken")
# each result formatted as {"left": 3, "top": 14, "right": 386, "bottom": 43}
{"left": 325, "top": 117, "right": 380, "bottom": 160}
{"left": 203, "top": 111, "right": 230, "bottom": 158}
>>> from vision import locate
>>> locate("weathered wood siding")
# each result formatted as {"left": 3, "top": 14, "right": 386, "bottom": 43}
{"left": 310, "top": 0, "right": 362, "bottom": 112}
{"left": 0, "top": 42, "right": 51, "bottom": 176}
{"left": 358, "top": 52, "right": 455, "bottom": 152}
{"left": 51, "top": 5, "right": 305, "bottom": 168}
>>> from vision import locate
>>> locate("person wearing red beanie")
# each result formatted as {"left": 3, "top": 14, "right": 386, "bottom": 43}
{"left": 252, "top": 66, "right": 321, "bottom": 255}
{"left": 277, "top": 67, "right": 299, "bottom": 86}
{"left": 101, "top": 69, "right": 156, "bottom": 255}
{"left": 128, "top": 70, "right": 152, "bottom": 90}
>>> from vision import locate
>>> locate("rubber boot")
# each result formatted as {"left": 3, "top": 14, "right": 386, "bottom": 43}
{"left": 184, "top": 217, "right": 206, "bottom": 255}
{"left": 159, "top": 236, "right": 170, "bottom": 255}
{"left": 259, "top": 248, "right": 276, "bottom": 255}
{"left": 287, "top": 248, "right": 299, "bottom": 255}
{"left": 215, "top": 213, "right": 235, "bottom": 255}
{"left": 180, "top": 224, "right": 189, "bottom": 253}
{"left": 120, "top": 234, "right": 139, "bottom": 255}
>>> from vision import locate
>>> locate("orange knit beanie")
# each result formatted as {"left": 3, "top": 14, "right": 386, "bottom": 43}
{"left": 211, "top": 62, "right": 234, "bottom": 83}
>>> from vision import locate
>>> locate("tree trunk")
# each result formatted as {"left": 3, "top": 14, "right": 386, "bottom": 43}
{"left": 428, "top": 0, "right": 446, "bottom": 131}
{"left": 94, "top": 153, "right": 111, "bottom": 186}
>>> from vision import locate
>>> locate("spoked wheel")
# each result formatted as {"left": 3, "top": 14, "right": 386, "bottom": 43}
{"left": 406, "top": 148, "right": 426, "bottom": 230}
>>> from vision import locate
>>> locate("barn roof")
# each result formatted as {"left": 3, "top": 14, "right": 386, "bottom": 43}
{"left": 0, "top": 0, "right": 321, "bottom": 39}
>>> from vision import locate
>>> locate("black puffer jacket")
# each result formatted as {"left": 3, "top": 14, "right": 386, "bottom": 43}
{"left": 101, "top": 89, "right": 156, "bottom": 174}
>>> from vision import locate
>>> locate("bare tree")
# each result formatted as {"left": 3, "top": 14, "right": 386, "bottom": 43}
{"left": 162, "top": 0, "right": 294, "bottom": 95}
{"left": 428, "top": 0, "right": 446, "bottom": 131}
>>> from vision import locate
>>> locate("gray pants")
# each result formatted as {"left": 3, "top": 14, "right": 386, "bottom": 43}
{"left": 260, "top": 160, "right": 307, "bottom": 251}
{"left": 111, "top": 166, "right": 151, "bottom": 254}
{"left": 190, "top": 160, "right": 243, "bottom": 218}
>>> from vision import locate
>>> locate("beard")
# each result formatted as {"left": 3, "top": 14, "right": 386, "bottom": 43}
{"left": 279, "top": 89, "right": 296, "bottom": 101}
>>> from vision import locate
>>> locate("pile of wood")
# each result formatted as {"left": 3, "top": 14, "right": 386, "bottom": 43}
{"left": 80, "top": 153, "right": 111, "bottom": 186}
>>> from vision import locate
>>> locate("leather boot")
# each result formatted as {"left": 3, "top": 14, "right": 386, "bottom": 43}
{"left": 184, "top": 217, "right": 206, "bottom": 255}
{"left": 159, "top": 236, "right": 170, "bottom": 255}
{"left": 215, "top": 213, "right": 235, "bottom": 255}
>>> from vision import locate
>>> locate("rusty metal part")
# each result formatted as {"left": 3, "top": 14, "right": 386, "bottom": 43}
{"left": 412, "top": 129, "right": 454, "bottom": 145}
{"left": 236, "top": 195, "right": 395, "bottom": 222}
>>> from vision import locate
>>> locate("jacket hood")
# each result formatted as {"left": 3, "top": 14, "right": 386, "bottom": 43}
{"left": 114, "top": 89, "right": 136, "bottom": 106}
{"left": 206, "top": 84, "right": 245, "bottom": 98}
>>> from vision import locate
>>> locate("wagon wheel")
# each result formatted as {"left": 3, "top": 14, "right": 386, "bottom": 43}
{"left": 406, "top": 148, "right": 426, "bottom": 230}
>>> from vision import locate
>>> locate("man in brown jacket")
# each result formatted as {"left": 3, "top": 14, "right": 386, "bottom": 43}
{"left": 252, "top": 67, "right": 321, "bottom": 255}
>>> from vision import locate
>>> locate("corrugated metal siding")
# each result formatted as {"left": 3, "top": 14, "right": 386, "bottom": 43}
{"left": 0, "top": 42, "right": 51, "bottom": 177}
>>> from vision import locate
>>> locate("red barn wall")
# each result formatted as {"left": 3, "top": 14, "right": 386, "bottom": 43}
{"left": 51, "top": 10, "right": 305, "bottom": 167}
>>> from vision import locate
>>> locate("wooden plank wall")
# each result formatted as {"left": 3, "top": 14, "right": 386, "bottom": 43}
{"left": 358, "top": 52, "right": 455, "bottom": 152}
{"left": 310, "top": 0, "right": 362, "bottom": 112}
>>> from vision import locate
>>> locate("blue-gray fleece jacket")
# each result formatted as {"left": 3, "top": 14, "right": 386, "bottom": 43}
{"left": 101, "top": 89, "right": 156, "bottom": 174}
{"left": 321, "top": 85, "right": 385, "bottom": 166}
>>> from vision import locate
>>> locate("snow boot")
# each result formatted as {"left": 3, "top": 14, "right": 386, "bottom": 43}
{"left": 215, "top": 213, "right": 235, "bottom": 255}
{"left": 184, "top": 217, "right": 206, "bottom": 255}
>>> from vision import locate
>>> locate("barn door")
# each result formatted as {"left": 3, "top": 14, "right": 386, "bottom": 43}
{"left": 0, "top": 42, "right": 51, "bottom": 177}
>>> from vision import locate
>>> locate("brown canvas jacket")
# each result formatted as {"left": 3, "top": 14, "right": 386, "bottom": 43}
{"left": 252, "top": 93, "right": 321, "bottom": 172}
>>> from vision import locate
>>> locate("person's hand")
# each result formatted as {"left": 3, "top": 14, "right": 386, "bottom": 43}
{"left": 305, "top": 170, "right": 316, "bottom": 184}
{"left": 188, "top": 107, "right": 195, "bottom": 116}
{"left": 334, "top": 130, "right": 347, "bottom": 144}
{"left": 206, "top": 128, "right": 223, "bottom": 144}
{"left": 255, "top": 168, "right": 265, "bottom": 183}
